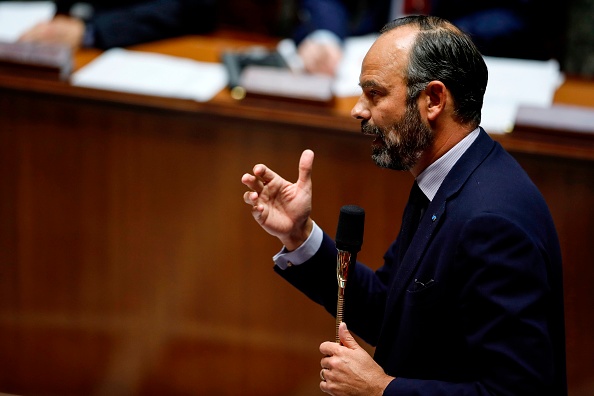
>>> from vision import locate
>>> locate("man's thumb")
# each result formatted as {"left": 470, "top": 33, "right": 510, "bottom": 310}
{"left": 339, "top": 322, "right": 359, "bottom": 349}
{"left": 298, "top": 149, "right": 314, "bottom": 185}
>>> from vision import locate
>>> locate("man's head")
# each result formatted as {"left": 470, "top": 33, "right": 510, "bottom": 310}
{"left": 383, "top": 16, "right": 488, "bottom": 126}
{"left": 352, "top": 15, "right": 488, "bottom": 173}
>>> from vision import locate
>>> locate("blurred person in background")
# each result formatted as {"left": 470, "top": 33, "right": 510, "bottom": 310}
{"left": 293, "top": 0, "right": 562, "bottom": 76}
{"left": 18, "top": 0, "right": 218, "bottom": 50}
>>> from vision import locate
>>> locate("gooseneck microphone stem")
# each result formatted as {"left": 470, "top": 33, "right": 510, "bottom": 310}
{"left": 336, "top": 250, "right": 353, "bottom": 343}
{"left": 334, "top": 205, "right": 365, "bottom": 344}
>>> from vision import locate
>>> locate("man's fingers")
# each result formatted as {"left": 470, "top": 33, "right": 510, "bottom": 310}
{"left": 253, "top": 164, "right": 280, "bottom": 188}
{"left": 243, "top": 191, "right": 257, "bottom": 205}
{"left": 298, "top": 149, "right": 314, "bottom": 186}
{"left": 244, "top": 151, "right": 312, "bottom": 192}
{"left": 319, "top": 340, "right": 340, "bottom": 357}
{"left": 241, "top": 169, "right": 269, "bottom": 192}
{"left": 338, "top": 322, "right": 359, "bottom": 350}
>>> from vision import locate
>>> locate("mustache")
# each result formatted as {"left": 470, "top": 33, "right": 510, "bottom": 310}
{"left": 361, "top": 120, "right": 384, "bottom": 138}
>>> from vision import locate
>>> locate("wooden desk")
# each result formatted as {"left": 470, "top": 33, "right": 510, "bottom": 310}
{"left": 0, "top": 33, "right": 593, "bottom": 396}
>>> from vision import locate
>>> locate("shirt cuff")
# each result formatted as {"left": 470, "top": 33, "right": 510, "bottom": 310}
{"left": 82, "top": 22, "right": 95, "bottom": 48}
{"left": 273, "top": 221, "right": 323, "bottom": 270}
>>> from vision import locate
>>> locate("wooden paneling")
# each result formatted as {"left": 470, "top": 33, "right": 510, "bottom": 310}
{"left": 0, "top": 79, "right": 406, "bottom": 395}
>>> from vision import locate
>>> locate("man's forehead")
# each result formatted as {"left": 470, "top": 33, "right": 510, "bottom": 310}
{"left": 360, "top": 26, "right": 417, "bottom": 79}
{"left": 371, "top": 25, "right": 418, "bottom": 57}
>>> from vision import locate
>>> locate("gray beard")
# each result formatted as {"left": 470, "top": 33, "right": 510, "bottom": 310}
{"left": 362, "top": 102, "right": 433, "bottom": 171}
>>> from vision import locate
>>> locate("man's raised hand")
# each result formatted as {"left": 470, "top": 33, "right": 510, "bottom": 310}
{"left": 241, "top": 149, "right": 315, "bottom": 251}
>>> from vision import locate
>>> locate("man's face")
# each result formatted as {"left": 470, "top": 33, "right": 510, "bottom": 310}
{"left": 352, "top": 26, "right": 434, "bottom": 171}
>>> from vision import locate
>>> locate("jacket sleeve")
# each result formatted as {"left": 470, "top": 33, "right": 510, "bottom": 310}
{"left": 274, "top": 231, "right": 393, "bottom": 346}
{"left": 89, "top": 0, "right": 217, "bottom": 49}
{"left": 293, "top": 0, "right": 350, "bottom": 44}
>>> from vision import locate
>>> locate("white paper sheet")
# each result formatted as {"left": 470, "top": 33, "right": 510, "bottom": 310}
{"left": 71, "top": 48, "right": 228, "bottom": 102}
{"left": 481, "top": 56, "right": 564, "bottom": 133}
{"left": 0, "top": 1, "right": 55, "bottom": 42}
{"left": 332, "top": 34, "right": 377, "bottom": 97}
{"left": 330, "top": 35, "right": 563, "bottom": 134}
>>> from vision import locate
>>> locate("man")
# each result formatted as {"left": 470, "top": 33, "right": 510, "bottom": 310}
{"left": 18, "top": 0, "right": 218, "bottom": 49}
{"left": 242, "top": 16, "right": 566, "bottom": 396}
{"left": 294, "top": 0, "right": 561, "bottom": 75}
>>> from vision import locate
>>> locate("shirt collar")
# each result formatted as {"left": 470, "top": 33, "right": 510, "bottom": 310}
{"left": 416, "top": 127, "right": 480, "bottom": 201}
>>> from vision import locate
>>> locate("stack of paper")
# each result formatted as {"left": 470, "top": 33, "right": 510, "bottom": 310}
{"left": 0, "top": 1, "right": 55, "bottom": 42}
{"left": 71, "top": 48, "right": 228, "bottom": 102}
{"left": 481, "top": 57, "right": 563, "bottom": 133}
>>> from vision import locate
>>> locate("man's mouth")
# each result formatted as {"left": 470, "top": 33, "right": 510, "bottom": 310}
{"left": 362, "top": 128, "right": 375, "bottom": 137}
{"left": 361, "top": 121, "right": 384, "bottom": 145}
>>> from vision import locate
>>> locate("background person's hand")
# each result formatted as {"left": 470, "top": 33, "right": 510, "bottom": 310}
{"left": 297, "top": 39, "right": 342, "bottom": 76}
{"left": 18, "top": 15, "right": 85, "bottom": 49}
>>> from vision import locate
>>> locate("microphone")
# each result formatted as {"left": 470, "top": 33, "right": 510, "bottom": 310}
{"left": 335, "top": 205, "right": 365, "bottom": 343}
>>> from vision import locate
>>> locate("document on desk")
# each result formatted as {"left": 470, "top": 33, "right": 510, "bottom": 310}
{"left": 481, "top": 56, "right": 563, "bottom": 133}
{"left": 71, "top": 48, "right": 228, "bottom": 102}
{"left": 332, "top": 34, "right": 378, "bottom": 98}
{"left": 331, "top": 35, "right": 563, "bottom": 134}
{"left": 0, "top": 1, "right": 55, "bottom": 42}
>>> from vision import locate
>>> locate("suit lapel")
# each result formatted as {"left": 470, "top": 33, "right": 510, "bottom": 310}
{"left": 385, "top": 128, "right": 496, "bottom": 308}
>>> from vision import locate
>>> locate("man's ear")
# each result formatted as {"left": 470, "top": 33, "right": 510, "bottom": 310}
{"left": 424, "top": 81, "right": 447, "bottom": 121}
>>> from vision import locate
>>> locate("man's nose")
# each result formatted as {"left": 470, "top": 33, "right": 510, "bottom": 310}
{"left": 351, "top": 96, "right": 370, "bottom": 120}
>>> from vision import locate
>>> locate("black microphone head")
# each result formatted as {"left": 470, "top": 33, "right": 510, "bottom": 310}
{"left": 335, "top": 205, "right": 365, "bottom": 252}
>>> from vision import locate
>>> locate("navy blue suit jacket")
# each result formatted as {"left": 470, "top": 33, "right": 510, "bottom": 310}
{"left": 294, "top": 0, "right": 561, "bottom": 60}
{"left": 276, "top": 129, "right": 567, "bottom": 395}
{"left": 55, "top": 0, "right": 217, "bottom": 49}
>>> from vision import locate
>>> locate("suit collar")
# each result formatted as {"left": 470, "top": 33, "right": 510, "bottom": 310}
{"left": 386, "top": 128, "right": 496, "bottom": 308}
